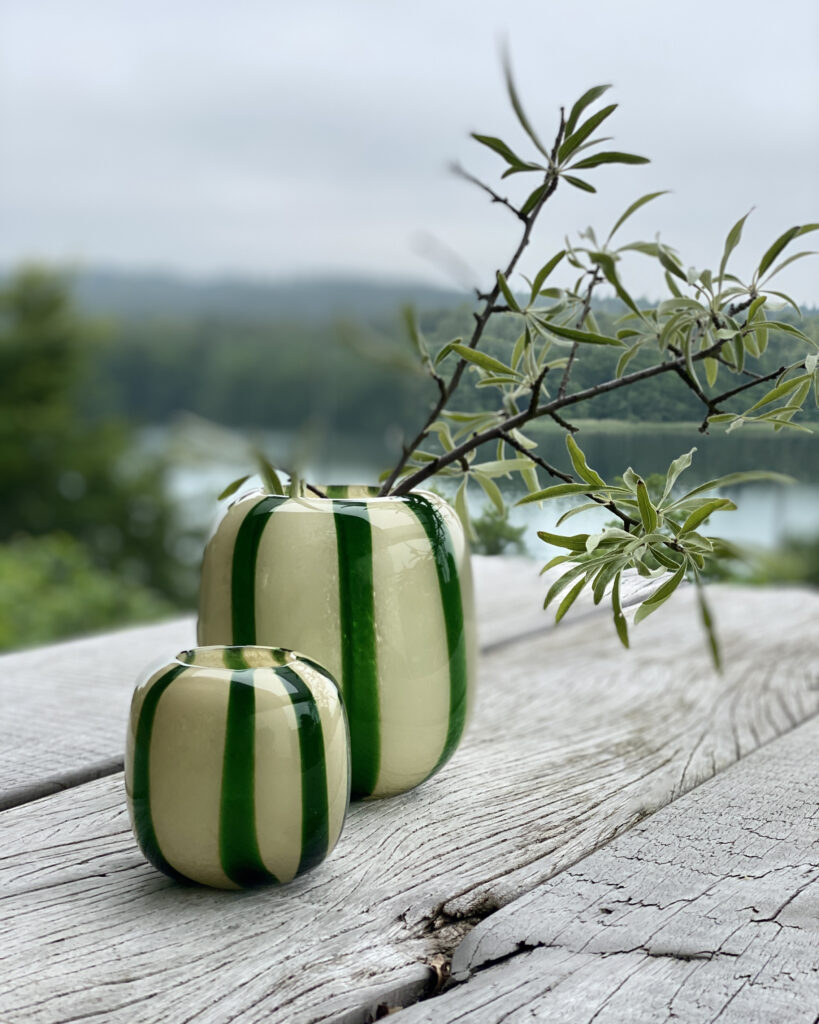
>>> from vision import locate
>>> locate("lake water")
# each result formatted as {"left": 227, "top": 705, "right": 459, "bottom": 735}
{"left": 154, "top": 420, "right": 819, "bottom": 561}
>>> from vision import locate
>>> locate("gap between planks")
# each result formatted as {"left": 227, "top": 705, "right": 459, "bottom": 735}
{"left": 0, "top": 557, "right": 651, "bottom": 812}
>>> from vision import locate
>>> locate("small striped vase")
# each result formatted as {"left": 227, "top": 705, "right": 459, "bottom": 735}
{"left": 198, "top": 487, "right": 477, "bottom": 800}
{"left": 125, "top": 645, "right": 350, "bottom": 889}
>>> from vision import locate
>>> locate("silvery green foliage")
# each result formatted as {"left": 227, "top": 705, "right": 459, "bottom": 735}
{"left": 374, "top": 57, "right": 817, "bottom": 665}
{"left": 520, "top": 436, "right": 791, "bottom": 668}
{"left": 221, "top": 57, "right": 817, "bottom": 667}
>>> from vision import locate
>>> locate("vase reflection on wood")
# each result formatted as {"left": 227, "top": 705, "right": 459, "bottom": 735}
{"left": 198, "top": 486, "right": 477, "bottom": 799}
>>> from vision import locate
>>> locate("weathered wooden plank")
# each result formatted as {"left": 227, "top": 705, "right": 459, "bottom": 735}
{"left": 395, "top": 714, "right": 819, "bottom": 1024}
{"left": 0, "top": 557, "right": 650, "bottom": 807}
{"left": 0, "top": 584, "right": 817, "bottom": 1024}
{"left": 0, "top": 616, "right": 195, "bottom": 810}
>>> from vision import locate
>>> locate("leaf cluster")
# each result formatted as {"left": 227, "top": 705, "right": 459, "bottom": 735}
{"left": 522, "top": 436, "right": 791, "bottom": 667}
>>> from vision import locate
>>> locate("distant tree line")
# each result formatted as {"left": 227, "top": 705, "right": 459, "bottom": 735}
{"left": 78, "top": 298, "right": 819, "bottom": 440}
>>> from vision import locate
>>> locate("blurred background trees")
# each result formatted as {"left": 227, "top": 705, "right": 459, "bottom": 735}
{"left": 0, "top": 268, "right": 186, "bottom": 648}
{"left": 0, "top": 263, "right": 817, "bottom": 653}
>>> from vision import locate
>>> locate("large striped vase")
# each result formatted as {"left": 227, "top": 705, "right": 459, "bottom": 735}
{"left": 125, "top": 645, "right": 350, "bottom": 888}
{"left": 198, "top": 487, "right": 477, "bottom": 800}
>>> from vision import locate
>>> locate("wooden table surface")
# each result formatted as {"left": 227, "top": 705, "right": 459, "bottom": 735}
{"left": 1, "top": 557, "right": 817, "bottom": 1024}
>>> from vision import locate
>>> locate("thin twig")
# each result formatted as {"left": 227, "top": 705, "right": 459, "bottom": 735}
{"left": 450, "top": 163, "right": 526, "bottom": 221}
{"left": 391, "top": 334, "right": 733, "bottom": 495}
{"left": 697, "top": 364, "right": 786, "bottom": 432}
{"left": 549, "top": 410, "right": 578, "bottom": 433}
{"left": 557, "top": 269, "right": 601, "bottom": 399}
{"left": 378, "top": 129, "right": 565, "bottom": 495}
{"left": 500, "top": 431, "right": 637, "bottom": 528}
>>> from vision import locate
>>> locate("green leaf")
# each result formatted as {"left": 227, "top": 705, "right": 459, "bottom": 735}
{"left": 695, "top": 575, "right": 721, "bottom": 671}
{"left": 616, "top": 342, "right": 643, "bottom": 378}
{"left": 589, "top": 251, "right": 642, "bottom": 316}
{"left": 255, "top": 454, "right": 285, "bottom": 495}
{"left": 450, "top": 343, "right": 515, "bottom": 375}
{"left": 520, "top": 182, "right": 550, "bottom": 217}
{"left": 555, "top": 577, "right": 587, "bottom": 623}
{"left": 674, "top": 470, "right": 793, "bottom": 503}
{"left": 496, "top": 271, "right": 521, "bottom": 312}
{"left": 545, "top": 322, "right": 624, "bottom": 346}
{"left": 562, "top": 174, "right": 596, "bottom": 193}
{"left": 565, "top": 84, "right": 612, "bottom": 136}
{"left": 536, "top": 530, "right": 589, "bottom": 551}
{"left": 471, "top": 458, "right": 532, "bottom": 477}
{"left": 558, "top": 104, "right": 618, "bottom": 162}
{"left": 529, "top": 250, "right": 567, "bottom": 300}
{"left": 566, "top": 434, "right": 606, "bottom": 486}
{"left": 433, "top": 337, "right": 463, "bottom": 366}
{"left": 758, "top": 223, "right": 819, "bottom": 278}
{"left": 474, "top": 471, "right": 505, "bottom": 514}
{"left": 218, "top": 474, "right": 251, "bottom": 501}
{"left": 555, "top": 501, "right": 606, "bottom": 526}
{"left": 759, "top": 249, "right": 818, "bottom": 283}
{"left": 542, "top": 559, "right": 591, "bottom": 606}
{"left": 502, "top": 49, "right": 551, "bottom": 159}
{"left": 454, "top": 477, "right": 475, "bottom": 541}
{"left": 541, "top": 553, "right": 573, "bottom": 573}
{"left": 633, "top": 562, "right": 686, "bottom": 624}
{"left": 401, "top": 305, "right": 429, "bottom": 364}
{"left": 519, "top": 483, "right": 596, "bottom": 503}
{"left": 591, "top": 558, "right": 624, "bottom": 605}
{"left": 679, "top": 498, "right": 736, "bottom": 535}
{"left": 705, "top": 356, "right": 719, "bottom": 387}
{"left": 570, "top": 151, "right": 649, "bottom": 170}
{"left": 763, "top": 321, "right": 817, "bottom": 346}
{"left": 657, "top": 245, "right": 686, "bottom": 280}
{"left": 718, "top": 210, "right": 752, "bottom": 286}
{"left": 611, "top": 571, "right": 629, "bottom": 648}
{"left": 471, "top": 133, "right": 535, "bottom": 169}
{"left": 765, "top": 292, "right": 806, "bottom": 319}
{"left": 636, "top": 479, "right": 658, "bottom": 531}
{"left": 744, "top": 373, "right": 811, "bottom": 414}
{"left": 661, "top": 447, "right": 696, "bottom": 502}
{"left": 607, "top": 191, "right": 669, "bottom": 243}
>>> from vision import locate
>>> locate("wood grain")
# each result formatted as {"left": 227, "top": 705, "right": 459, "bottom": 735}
{"left": 396, "top": 715, "right": 819, "bottom": 1023}
{"left": 0, "top": 583, "right": 817, "bottom": 1023}
{"left": 0, "top": 616, "right": 195, "bottom": 810}
{"left": 0, "top": 557, "right": 651, "bottom": 807}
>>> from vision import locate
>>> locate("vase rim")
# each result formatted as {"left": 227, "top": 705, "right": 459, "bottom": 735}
{"left": 175, "top": 645, "right": 301, "bottom": 670}
{"left": 231, "top": 485, "right": 442, "bottom": 505}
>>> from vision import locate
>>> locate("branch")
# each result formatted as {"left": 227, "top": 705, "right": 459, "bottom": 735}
{"left": 697, "top": 363, "right": 786, "bottom": 432}
{"left": 450, "top": 163, "right": 525, "bottom": 221}
{"left": 557, "top": 268, "right": 602, "bottom": 399}
{"left": 500, "top": 430, "right": 637, "bottom": 529}
{"left": 391, "top": 337, "right": 732, "bottom": 495}
{"left": 379, "top": 155, "right": 564, "bottom": 494}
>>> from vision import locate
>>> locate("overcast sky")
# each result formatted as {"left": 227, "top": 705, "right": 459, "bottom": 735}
{"left": 1, "top": 0, "right": 817, "bottom": 301}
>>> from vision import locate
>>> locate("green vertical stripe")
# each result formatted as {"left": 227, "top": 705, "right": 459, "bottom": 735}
{"left": 277, "top": 665, "right": 330, "bottom": 873}
{"left": 406, "top": 495, "right": 469, "bottom": 773}
{"left": 130, "top": 664, "right": 189, "bottom": 883}
{"left": 333, "top": 500, "right": 380, "bottom": 798}
{"left": 220, "top": 647, "right": 280, "bottom": 886}
{"left": 230, "top": 495, "right": 288, "bottom": 643}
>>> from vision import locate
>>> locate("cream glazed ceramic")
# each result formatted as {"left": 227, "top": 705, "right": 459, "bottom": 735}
{"left": 125, "top": 645, "right": 350, "bottom": 889}
{"left": 198, "top": 486, "right": 477, "bottom": 800}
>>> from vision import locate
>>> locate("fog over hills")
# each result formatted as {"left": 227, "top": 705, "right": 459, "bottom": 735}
{"left": 66, "top": 269, "right": 469, "bottom": 322}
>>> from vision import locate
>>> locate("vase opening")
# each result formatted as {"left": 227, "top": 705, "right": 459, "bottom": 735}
{"left": 177, "top": 645, "right": 297, "bottom": 670}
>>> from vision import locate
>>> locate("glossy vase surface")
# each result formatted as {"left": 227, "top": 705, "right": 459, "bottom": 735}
{"left": 198, "top": 487, "right": 477, "bottom": 799}
{"left": 125, "top": 645, "right": 350, "bottom": 888}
